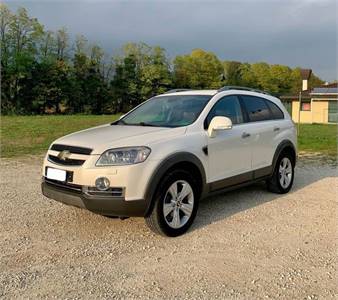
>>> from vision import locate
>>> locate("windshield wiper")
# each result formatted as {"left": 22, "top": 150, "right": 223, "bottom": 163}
{"left": 112, "top": 120, "right": 159, "bottom": 127}
{"left": 134, "top": 122, "right": 159, "bottom": 127}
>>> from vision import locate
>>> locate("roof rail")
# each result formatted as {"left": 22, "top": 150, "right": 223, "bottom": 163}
{"left": 217, "top": 86, "right": 271, "bottom": 95}
{"left": 163, "top": 89, "right": 192, "bottom": 94}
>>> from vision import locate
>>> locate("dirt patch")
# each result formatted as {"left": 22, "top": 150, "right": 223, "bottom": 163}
{"left": 0, "top": 157, "right": 337, "bottom": 299}
{"left": 298, "top": 151, "right": 337, "bottom": 167}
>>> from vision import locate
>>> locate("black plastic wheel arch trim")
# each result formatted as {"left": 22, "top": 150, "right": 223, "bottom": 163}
{"left": 271, "top": 140, "right": 297, "bottom": 171}
{"left": 143, "top": 152, "right": 207, "bottom": 217}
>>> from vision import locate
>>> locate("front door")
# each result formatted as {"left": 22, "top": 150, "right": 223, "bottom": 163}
{"left": 206, "top": 95, "right": 252, "bottom": 186}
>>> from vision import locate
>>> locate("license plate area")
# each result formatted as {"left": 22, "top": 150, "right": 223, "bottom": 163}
{"left": 45, "top": 167, "right": 73, "bottom": 182}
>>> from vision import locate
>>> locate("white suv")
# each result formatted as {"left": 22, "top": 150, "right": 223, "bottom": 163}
{"left": 42, "top": 87, "right": 297, "bottom": 236}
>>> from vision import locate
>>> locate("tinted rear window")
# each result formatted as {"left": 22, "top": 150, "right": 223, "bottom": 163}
{"left": 241, "top": 96, "right": 272, "bottom": 122}
{"left": 266, "top": 100, "right": 284, "bottom": 119}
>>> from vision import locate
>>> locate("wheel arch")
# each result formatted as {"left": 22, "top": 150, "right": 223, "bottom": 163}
{"left": 272, "top": 140, "right": 297, "bottom": 171}
{"left": 143, "top": 152, "right": 207, "bottom": 217}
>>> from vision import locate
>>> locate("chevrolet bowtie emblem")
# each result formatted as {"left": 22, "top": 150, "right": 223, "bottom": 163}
{"left": 58, "top": 150, "right": 71, "bottom": 161}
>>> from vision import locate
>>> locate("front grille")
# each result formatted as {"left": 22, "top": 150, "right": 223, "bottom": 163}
{"left": 48, "top": 155, "right": 85, "bottom": 166}
{"left": 44, "top": 178, "right": 82, "bottom": 193}
{"left": 51, "top": 144, "right": 92, "bottom": 155}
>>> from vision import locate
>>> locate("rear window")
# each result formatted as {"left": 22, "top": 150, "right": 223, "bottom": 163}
{"left": 266, "top": 100, "right": 284, "bottom": 119}
{"left": 241, "top": 96, "right": 272, "bottom": 122}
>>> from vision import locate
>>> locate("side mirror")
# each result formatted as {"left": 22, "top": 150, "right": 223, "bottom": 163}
{"left": 208, "top": 116, "right": 232, "bottom": 138}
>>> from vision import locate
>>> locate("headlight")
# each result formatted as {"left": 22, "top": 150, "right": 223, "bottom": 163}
{"left": 96, "top": 147, "right": 151, "bottom": 166}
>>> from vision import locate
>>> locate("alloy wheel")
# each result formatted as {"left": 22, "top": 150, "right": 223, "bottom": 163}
{"left": 162, "top": 180, "right": 194, "bottom": 229}
{"left": 279, "top": 157, "right": 293, "bottom": 189}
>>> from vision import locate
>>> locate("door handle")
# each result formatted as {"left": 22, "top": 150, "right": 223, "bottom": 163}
{"left": 242, "top": 132, "right": 251, "bottom": 138}
{"left": 273, "top": 127, "right": 280, "bottom": 132}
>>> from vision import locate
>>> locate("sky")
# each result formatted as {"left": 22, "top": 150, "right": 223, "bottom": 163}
{"left": 6, "top": 0, "right": 338, "bottom": 81}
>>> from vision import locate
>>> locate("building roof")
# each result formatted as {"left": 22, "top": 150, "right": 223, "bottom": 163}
{"left": 281, "top": 89, "right": 311, "bottom": 100}
{"left": 311, "top": 87, "right": 338, "bottom": 95}
{"left": 311, "top": 83, "right": 338, "bottom": 95}
{"left": 322, "top": 82, "right": 337, "bottom": 88}
{"left": 281, "top": 82, "right": 338, "bottom": 100}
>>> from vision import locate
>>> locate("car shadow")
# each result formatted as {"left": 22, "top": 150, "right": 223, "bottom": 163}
{"left": 190, "top": 165, "right": 336, "bottom": 232}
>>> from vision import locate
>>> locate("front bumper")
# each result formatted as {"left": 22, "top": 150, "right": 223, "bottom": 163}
{"left": 42, "top": 178, "right": 147, "bottom": 217}
{"left": 43, "top": 151, "right": 160, "bottom": 201}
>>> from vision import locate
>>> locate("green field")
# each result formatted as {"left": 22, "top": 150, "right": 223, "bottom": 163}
{"left": 0, "top": 115, "right": 120, "bottom": 158}
{"left": 297, "top": 123, "right": 337, "bottom": 158}
{"left": 0, "top": 116, "right": 337, "bottom": 159}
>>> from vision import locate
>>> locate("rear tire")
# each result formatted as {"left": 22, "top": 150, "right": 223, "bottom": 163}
{"left": 145, "top": 169, "right": 199, "bottom": 237}
{"left": 267, "top": 152, "right": 295, "bottom": 194}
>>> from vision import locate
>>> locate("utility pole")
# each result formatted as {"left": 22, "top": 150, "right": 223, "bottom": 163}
{"left": 297, "top": 91, "right": 302, "bottom": 137}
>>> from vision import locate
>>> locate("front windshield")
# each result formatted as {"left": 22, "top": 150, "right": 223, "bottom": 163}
{"left": 118, "top": 95, "right": 212, "bottom": 127}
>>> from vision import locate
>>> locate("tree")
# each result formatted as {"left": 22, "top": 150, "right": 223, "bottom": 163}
{"left": 240, "top": 63, "right": 258, "bottom": 88}
{"left": 0, "top": 3, "right": 12, "bottom": 68}
{"left": 56, "top": 27, "right": 68, "bottom": 60}
{"left": 40, "top": 30, "right": 56, "bottom": 60}
{"left": 0, "top": 4, "right": 14, "bottom": 112}
{"left": 111, "top": 42, "right": 172, "bottom": 112}
{"left": 223, "top": 61, "right": 242, "bottom": 86}
{"left": 10, "top": 7, "right": 43, "bottom": 55}
{"left": 111, "top": 54, "right": 139, "bottom": 112}
{"left": 139, "top": 46, "right": 172, "bottom": 99}
{"left": 173, "top": 49, "right": 223, "bottom": 89}
{"left": 0, "top": 4, "right": 327, "bottom": 115}
{"left": 18, "top": 59, "right": 71, "bottom": 114}
{"left": 90, "top": 44, "right": 104, "bottom": 67}
{"left": 1, "top": 6, "right": 43, "bottom": 113}
{"left": 269, "top": 64, "right": 293, "bottom": 95}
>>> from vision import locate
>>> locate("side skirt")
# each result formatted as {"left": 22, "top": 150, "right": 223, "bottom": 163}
{"left": 206, "top": 165, "right": 273, "bottom": 196}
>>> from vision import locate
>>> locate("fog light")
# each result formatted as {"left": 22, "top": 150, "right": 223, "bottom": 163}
{"left": 95, "top": 177, "right": 110, "bottom": 191}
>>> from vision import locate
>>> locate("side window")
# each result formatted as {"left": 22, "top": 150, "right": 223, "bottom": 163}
{"left": 241, "top": 96, "right": 272, "bottom": 122}
{"left": 266, "top": 100, "right": 284, "bottom": 119}
{"left": 205, "top": 95, "right": 243, "bottom": 128}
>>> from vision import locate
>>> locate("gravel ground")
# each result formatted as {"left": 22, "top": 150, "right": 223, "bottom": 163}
{"left": 0, "top": 156, "right": 337, "bottom": 299}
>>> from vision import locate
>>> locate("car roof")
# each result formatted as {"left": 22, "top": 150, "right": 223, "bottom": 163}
{"left": 157, "top": 90, "right": 218, "bottom": 96}
{"left": 157, "top": 88, "right": 273, "bottom": 97}
{"left": 156, "top": 88, "right": 284, "bottom": 108}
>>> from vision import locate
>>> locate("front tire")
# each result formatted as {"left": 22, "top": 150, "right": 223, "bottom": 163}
{"left": 145, "top": 169, "right": 199, "bottom": 237}
{"left": 267, "top": 152, "right": 295, "bottom": 194}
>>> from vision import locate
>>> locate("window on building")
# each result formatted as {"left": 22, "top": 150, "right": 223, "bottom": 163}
{"left": 301, "top": 102, "right": 311, "bottom": 111}
{"left": 328, "top": 101, "right": 338, "bottom": 123}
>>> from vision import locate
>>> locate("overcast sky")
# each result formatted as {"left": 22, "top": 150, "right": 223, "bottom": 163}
{"left": 6, "top": 0, "right": 337, "bottom": 81}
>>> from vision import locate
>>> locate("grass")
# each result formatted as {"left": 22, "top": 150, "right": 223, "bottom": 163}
{"left": 297, "top": 123, "right": 337, "bottom": 158}
{"left": 0, "top": 115, "right": 120, "bottom": 158}
{"left": 0, "top": 116, "right": 337, "bottom": 159}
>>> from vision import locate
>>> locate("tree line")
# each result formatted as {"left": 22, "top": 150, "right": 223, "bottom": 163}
{"left": 0, "top": 4, "right": 323, "bottom": 115}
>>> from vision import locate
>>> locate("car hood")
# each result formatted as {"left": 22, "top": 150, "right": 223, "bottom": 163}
{"left": 52, "top": 123, "right": 186, "bottom": 154}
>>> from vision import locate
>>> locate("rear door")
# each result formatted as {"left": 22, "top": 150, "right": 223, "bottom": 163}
{"left": 240, "top": 95, "right": 279, "bottom": 170}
